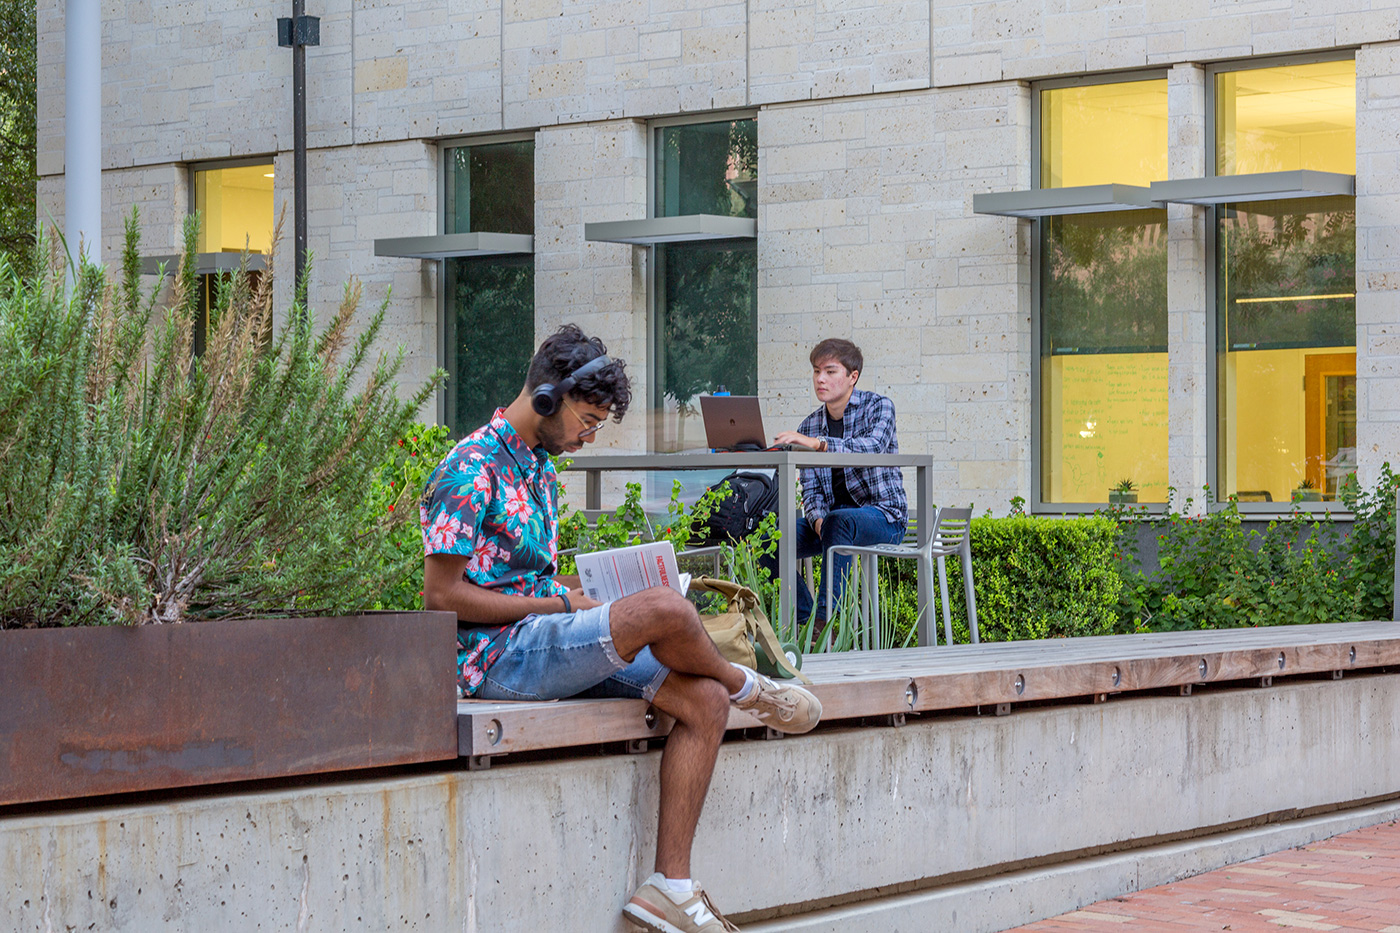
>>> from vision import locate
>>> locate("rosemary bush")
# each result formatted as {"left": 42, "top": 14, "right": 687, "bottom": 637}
{"left": 0, "top": 214, "right": 442, "bottom": 627}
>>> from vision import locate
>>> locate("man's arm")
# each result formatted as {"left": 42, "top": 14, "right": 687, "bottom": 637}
{"left": 424, "top": 554, "right": 599, "bottom": 624}
{"left": 823, "top": 395, "right": 897, "bottom": 454}
{"left": 800, "top": 467, "right": 829, "bottom": 528}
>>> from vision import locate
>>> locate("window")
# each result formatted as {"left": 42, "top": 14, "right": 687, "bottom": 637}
{"left": 1037, "top": 79, "right": 1169, "bottom": 504}
{"left": 651, "top": 117, "right": 757, "bottom": 452}
{"left": 193, "top": 163, "right": 274, "bottom": 255}
{"left": 190, "top": 162, "right": 274, "bottom": 355}
{"left": 1216, "top": 59, "right": 1356, "bottom": 177}
{"left": 1214, "top": 60, "right": 1356, "bottom": 504}
{"left": 442, "top": 139, "right": 535, "bottom": 436}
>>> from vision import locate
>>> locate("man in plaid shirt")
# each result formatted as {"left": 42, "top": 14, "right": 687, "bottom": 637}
{"left": 770, "top": 338, "right": 908, "bottom": 624}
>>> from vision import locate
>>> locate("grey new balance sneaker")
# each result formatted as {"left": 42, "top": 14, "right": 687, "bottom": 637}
{"left": 733, "top": 671, "right": 822, "bottom": 734}
{"left": 623, "top": 873, "right": 740, "bottom": 932}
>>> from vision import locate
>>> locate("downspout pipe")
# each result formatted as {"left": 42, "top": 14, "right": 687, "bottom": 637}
{"left": 64, "top": 0, "right": 102, "bottom": 269}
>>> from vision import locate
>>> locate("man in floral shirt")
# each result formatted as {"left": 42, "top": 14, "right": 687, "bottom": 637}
{"left": 421, "top": 324, "right": 821, "bottom": 933}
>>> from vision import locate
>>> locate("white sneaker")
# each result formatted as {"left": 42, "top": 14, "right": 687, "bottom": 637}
{"left": 623, "top": 873, "right": 740, "bottom": 932}
{"left": 733, "top": 671, "right": 822, "bottom": 734}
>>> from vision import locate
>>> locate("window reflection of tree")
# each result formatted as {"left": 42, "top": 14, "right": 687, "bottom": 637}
{"left": 657, "top": 241, "right": 757, "bottom": 451}
{"left": 1041, "top": 210, "right": 1167, "bottom": 354}
{"left": 656, "top": 120, "right": 757, "bottom": 219}
{"left": 1219, "top": 198, "right": 1355, "bottom": 350}
{"left": 653, "top": 119, "right": 759, "bottom": 451}
{"left": 449, "top": 256, "right": 534, "bottom": 436}
{"left": 450, "top": 141, "right": 534, "bottom": 235}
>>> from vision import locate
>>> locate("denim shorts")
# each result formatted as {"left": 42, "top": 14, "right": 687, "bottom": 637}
{"left": 473, "top": 602, "right": 671, "bottom": 703}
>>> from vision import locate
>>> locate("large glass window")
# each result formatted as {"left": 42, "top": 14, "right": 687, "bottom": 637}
{"left": 1038, "top": 79, "right": 1169, "bottom": 504}
{"left": 442, "top": 139, "right": 535, "bottom": 436}
{"left": 1217, "top": 199, "right": 1356, "bottom": 503}
{"left": 1215, "top": 61, "right": 1356, "bottom": 504}
{"left": 651, "top": 118, "right": 757, "bottom": 452}
{"left": 1041, "top": 211, "right": 1169, "bottom": 503}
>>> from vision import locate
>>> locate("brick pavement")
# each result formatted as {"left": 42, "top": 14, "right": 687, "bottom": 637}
{"left": 1001, "top": 820, "right": 1400, "bottom": 932}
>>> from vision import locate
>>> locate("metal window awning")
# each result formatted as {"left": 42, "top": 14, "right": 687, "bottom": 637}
{"left": 972, "top": 184, "right": 1160, "bottom": 218}
{"left": 583, "top": 214, "right": 757, "bottom": 245}
{"left": 140, "top": 253, "right": 268, "bottom": 276}
{"left": 1150, "top": 170, "right": 1355, "bottom": 205}
{"left": 373, "top": 232, "right": 534, "bottom": 260}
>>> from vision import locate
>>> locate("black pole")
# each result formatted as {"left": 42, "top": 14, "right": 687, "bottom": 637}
{"left": 292, "top": 0, "right": 308, "bottom": 298}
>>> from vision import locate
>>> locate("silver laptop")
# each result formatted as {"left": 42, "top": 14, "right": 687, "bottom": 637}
{"left": 699, "top": 396, "right": 788, "bottom": 451}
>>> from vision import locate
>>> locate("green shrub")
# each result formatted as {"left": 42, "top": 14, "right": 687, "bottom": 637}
{"left": 1340, "top": 463, "right": 1399, "bottom": 621}
{"left": 369, "top": 423, "right": 457, "bottom": 611}
{"left": 1114, "top": 492, "right": 1355, "bottom": 632}
{"left": 937, "top": 515, "right": 1122, "bottom": 641}
{"left": 0, "top": 214, "right": 443, "bottom": 627}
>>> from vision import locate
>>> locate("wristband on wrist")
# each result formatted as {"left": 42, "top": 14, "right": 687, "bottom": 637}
{"left": 560, "top": 593, "right": 572, "bottom": 613}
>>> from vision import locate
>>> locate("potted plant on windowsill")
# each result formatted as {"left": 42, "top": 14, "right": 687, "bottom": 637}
{"left": 1108, "top": 478, "right": 1138, "bottom": 505}
{"left": 1294, "top": 478, "right": 1324, "bottom": 502}
{"left": 0, "top": 215, "right": 456, "bottom": 807}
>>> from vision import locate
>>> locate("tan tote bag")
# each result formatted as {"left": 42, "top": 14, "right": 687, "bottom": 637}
{"left": 690, "top": 576, "right": 810, "bottom": 684}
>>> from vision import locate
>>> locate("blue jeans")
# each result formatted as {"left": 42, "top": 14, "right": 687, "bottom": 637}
{"left": 761, "top": 507, "right": 905, "bottom": 623}
{"left": 471, "top": 602, "right": 672, "bottom": 703}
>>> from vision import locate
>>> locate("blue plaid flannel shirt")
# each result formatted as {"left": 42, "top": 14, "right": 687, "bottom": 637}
{"left": 795, "top": 388, "right": 908, "bottom": 531}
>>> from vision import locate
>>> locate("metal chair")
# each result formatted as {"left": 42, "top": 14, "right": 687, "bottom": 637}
{"left": 823, "top": 507, "right": 979, "bottom": 648}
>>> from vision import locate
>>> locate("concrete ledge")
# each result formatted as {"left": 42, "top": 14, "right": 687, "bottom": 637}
{"left": 4, "top": 675, "right": 1399, "bottom": 931}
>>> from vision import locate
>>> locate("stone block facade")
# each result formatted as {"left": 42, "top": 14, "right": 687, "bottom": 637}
{"left": 756, "top": 83, "right": 1031, "bottom": 505}
{"left": 36, "top": 0, "right": 1400, "bottom": 510}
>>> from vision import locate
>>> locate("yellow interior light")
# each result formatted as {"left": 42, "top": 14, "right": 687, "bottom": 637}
{"left": 1234, "top": 293, "right": 1355, "bottom": 304}
{"left": 1041, "top": 79, "right": 1169, "bottom": 188}
{"left": 1217, "top": 59, "right": 1356, "bottom": 176}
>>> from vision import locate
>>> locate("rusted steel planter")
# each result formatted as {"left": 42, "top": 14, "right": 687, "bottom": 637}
{"left": 0, "top": 612, "right": 458, "bottom": 807}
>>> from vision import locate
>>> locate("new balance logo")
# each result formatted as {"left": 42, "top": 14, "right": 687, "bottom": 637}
{"left": 684, "top": 900, "right": 716, "bottom": 926}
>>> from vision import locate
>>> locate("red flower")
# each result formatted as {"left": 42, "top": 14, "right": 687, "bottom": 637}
{"left": 388, "top": 504, "right": 395, "bottom": 512}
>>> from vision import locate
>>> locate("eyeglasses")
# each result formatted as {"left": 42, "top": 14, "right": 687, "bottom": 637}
{"left": 561, "top": 399, "right": 606, "bottom": 438}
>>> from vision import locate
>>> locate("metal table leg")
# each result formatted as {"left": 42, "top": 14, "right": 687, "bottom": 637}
{"left": 778, "top": 460, "right": 798, "bottom": 631}
{"left": 916, "top": 462, "right": 933, "bottom": 646}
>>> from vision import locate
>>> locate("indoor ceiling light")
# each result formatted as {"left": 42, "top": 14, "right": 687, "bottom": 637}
{"left": 1235, "top": 293, "right": 1355, "bottom": 304}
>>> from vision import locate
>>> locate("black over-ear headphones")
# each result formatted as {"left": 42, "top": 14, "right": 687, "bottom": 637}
{"left": 531, "top": 354, "right": 613, "bottom": 417}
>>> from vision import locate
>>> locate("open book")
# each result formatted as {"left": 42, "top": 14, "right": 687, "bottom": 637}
{"left": 574, "top": 540, "right": 691, "bottom": 603}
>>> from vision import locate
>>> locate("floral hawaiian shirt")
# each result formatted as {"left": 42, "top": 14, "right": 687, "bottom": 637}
{"left": 420, "top": 409, "right": 566, "bottom": 697}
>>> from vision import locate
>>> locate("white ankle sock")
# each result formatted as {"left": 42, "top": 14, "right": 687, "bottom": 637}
{"left": 729, "top": 663, "right": 757, "bottom": 702}
{"left": 663, "top": 876, "right": 693, "bottom": 895}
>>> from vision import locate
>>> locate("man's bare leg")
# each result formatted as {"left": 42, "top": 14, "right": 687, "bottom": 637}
{"left": 610, "top": 587, "right": 744, "bottom": 692}
{"left": 645, "top": 673, "right": 728, "bottom": 878}
{"left": 609, "top": 589, "right": 741, "bottom": 878}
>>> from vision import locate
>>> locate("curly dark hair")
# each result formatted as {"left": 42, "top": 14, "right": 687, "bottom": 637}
{"left": 526, "top": 324, "right": 632, "bottom": 420}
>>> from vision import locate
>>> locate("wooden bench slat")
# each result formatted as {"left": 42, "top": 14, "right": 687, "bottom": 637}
{"left": 458, "top": 621, "right": 1400, "bottom": 758}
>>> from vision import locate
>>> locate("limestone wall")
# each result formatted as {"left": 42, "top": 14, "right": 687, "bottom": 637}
{"left": 33, "top": 0, "right": 1400, "bottom": 504}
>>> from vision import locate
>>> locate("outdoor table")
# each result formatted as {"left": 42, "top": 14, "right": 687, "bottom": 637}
{"left": 563, "top": 451, "right": 935, "bottom": 631}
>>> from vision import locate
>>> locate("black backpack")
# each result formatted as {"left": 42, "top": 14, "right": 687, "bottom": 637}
{"left": 696, "top": 471, "right": 780, "bottom": 545}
